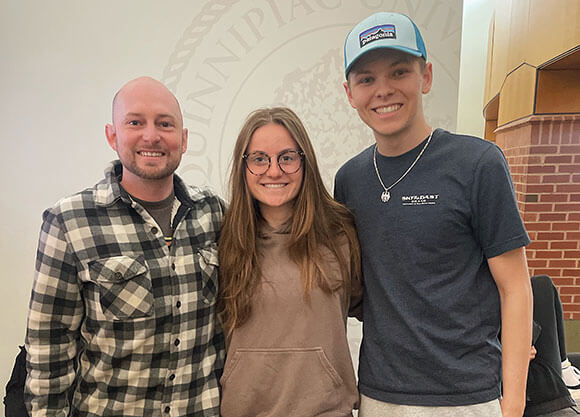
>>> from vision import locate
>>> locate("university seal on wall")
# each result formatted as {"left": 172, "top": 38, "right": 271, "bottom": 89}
{"left": 162, "top": 0, "right": 461, "bottom": 193}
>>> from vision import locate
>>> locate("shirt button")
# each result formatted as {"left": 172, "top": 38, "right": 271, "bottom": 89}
{"left": 171, "top": 263, "right": 176, "bottom": 271}
{"left": 151, "top": 226, "right": 158, "bottom": 234}
{"left": 176, "top": 301, "right": 181, "bottom": 309}
{"left": 169, "top": 374, "right": 175, "bottom": 381}
{"left": 174, "top": 339, "right": 180, "bottom": 347}
{"left": 114, "top": 272, "right": 123, "bottom": 280}
{"left": 164, "top": 406, "right": 170, "bottom": 413}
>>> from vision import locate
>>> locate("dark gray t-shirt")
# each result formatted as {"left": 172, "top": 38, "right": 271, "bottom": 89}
{"left": 334, "top": 129, "right": 530, "bottom": 406}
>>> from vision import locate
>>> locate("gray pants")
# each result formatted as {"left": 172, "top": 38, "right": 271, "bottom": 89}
{"left": 359, "top": 394, "right": 502, "bottom": 417}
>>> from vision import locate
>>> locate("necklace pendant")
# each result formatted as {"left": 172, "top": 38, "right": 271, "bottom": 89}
{"left": 381, "top": 190, "right": 391, "bottom": 203}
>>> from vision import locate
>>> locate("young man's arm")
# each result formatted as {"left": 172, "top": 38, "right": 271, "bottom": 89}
{"left": 488, "top": 246, "right": 532, "bottom": 417}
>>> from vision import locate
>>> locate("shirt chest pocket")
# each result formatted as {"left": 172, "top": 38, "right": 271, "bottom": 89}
{"left": 197, "top": 245, "right": 219, "bottom": 305}
{"left": 87, "top": 255, "right": 154, "bottom": 320}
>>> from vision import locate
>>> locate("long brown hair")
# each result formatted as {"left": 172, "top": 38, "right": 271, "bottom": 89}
{"left": 218, "top": 107, "right": 360, "bottom": 335}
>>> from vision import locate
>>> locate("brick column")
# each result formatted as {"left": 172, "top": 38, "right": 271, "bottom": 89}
{"left": 496, "top": 115, "right": 580, "bottom": 319}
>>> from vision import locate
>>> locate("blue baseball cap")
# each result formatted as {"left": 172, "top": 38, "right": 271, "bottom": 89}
{"left": 344, "top": 12, "right": 427, "bottom": 78}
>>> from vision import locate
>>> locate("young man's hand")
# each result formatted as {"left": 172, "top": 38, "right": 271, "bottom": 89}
{"left": 501, "top": 399, "right": 525, "bottom": 417}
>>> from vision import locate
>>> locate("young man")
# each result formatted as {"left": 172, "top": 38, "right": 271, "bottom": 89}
{"left": 334, "top": 12, "right": 533, "bottom": 417}
{"left": 25, "top": 77, "right": 225, "bottom": 416}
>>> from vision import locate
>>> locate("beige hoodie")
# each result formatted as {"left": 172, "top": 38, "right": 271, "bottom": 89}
{"left": 220, "top": 224, "right": 362, "bottom": 417}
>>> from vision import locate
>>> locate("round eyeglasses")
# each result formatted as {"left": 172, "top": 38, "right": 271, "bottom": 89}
{"left": 243, "top": 150, "right": 304, "bottom": 175}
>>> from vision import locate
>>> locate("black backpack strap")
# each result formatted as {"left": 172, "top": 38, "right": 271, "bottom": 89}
{"left": 3, "top": 345, "right": 30, "bottom": 417}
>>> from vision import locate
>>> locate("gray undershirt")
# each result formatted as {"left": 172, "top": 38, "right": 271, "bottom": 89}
{"left": 131, "top": 191, "right": 175, "bottom": 244}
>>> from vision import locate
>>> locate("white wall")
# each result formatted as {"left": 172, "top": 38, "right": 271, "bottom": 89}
{"left": 457, "top": 0, "right": 495, "bottom": 137}
{"left": 0, "top": 0, "right": 476, "bottom": 402}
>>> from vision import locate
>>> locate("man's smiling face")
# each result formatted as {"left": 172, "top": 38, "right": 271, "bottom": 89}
{"left": 344, "top": 49, "right": 432, "bottom": 143}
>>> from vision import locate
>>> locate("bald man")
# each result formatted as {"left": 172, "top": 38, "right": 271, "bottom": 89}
{"left": 25, "top": 77, "right": 225, "bottom": 416}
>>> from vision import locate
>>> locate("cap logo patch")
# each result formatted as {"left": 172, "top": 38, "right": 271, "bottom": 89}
{"left": 359, "top": 24, "right": 396, "bottom": 47}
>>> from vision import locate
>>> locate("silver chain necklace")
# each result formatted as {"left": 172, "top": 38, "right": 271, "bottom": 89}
{"left": 373, "top": 129, "right": 434, "bottom": 203}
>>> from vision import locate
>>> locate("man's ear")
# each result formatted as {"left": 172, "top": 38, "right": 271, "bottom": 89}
{"left": 181, "top": 128, "right": 188, "bottom": 154}
{"left": 343, "top": 81, "right": 357, "bottom": 109}
{"left": 421, "top": 62, "right": 433, "bottom": 94}
{"left": 105, "top": 124, "right": 117, "bottom": 151}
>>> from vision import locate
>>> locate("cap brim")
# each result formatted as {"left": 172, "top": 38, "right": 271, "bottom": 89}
{"left": 345, "top": 45, "right": 423, "bottom": 77}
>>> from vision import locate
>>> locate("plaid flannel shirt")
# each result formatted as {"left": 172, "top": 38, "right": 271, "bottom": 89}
{"left": 25, "top": 161, "right": 225, "bottom": 417}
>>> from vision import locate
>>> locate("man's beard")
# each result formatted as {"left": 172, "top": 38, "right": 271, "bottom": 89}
{"left": 123, "top": 158, "right": 180, "bottom": 180}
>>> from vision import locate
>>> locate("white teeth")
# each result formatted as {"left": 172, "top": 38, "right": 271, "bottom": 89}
{"left": 140, "top": 151, "right": 163, "bottom": 157}
{"left": 376, "top": 104, "right": 401, "bottom": 114}
{"left": 263, "top": 184, "right": 286, "bottom": 188}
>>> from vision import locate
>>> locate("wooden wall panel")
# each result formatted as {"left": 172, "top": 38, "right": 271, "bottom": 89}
{"left": 536, "top": 69, "right": 580, "bottom": 114}
{"left": 483, "top": 0, "right": 580, "bottom": 123}
{"left": 497, "top": 64, "right": 536, "bottom": 126}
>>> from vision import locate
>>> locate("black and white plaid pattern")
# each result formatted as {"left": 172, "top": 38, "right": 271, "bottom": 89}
{"left": 25, "top": 161, "right": 225, "bottom": 417}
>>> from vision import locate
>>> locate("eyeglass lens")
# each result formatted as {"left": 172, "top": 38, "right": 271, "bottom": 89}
{"left": 245, "top": 150, "right": 302, "bottom": 175}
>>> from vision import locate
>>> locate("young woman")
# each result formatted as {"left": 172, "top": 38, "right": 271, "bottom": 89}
{"left": 218, "top": 107, "right": 362, "bottom": 416}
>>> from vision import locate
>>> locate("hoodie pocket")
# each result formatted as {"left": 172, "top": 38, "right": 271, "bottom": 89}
{"left": 220, "top": 347, "right": 344, "bottom": 416}
{"left": 88, "top": 255, "right": 153, "bottom": 320}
